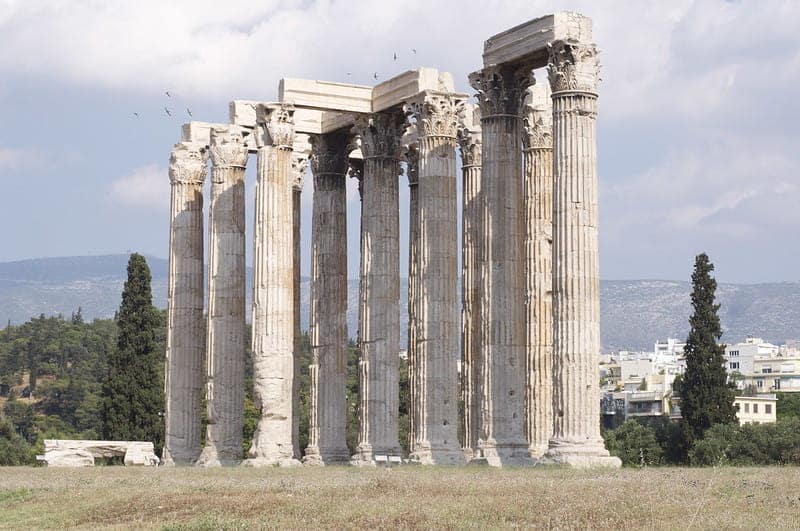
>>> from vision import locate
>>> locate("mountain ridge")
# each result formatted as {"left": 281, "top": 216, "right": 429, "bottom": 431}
{"left": 1, "top": 254, "right": 798, "bottom": 351}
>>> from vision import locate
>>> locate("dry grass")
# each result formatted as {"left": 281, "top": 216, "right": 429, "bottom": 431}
{"left": 1, "top": 466, "right": 799, "bottom": 529}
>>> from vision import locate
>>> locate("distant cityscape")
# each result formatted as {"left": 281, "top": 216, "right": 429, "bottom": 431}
{"left": 600, "top": 336, "right": 800, "bottom": 428}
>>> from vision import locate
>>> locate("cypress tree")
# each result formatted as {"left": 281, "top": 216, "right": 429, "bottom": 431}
{"left": 102, "top": 254, "right": 164, "bottom": 451}
{"left": 679, "top": 253, "right": 736, "bottom": 441}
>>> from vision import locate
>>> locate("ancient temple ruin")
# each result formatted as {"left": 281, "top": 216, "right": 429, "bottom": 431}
{"left": 162, "top": 11, "right": 621, "bottom": 468}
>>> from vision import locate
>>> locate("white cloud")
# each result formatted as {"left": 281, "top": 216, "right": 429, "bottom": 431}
{"left": 110, "top": 164, "right": 167, "bottom": 210}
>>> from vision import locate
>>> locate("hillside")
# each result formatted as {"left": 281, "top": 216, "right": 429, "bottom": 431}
{"left": 0, "top": 255, "right": 797, "bottom": 351}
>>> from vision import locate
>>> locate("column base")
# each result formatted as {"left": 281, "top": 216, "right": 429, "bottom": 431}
{"left": 409, "top": 445, "right": 466, "bottom": 466}
{"left": 350, "top": 444, "right": 402, "bottom": 466}
{"left": 195, "top": 445, "right": 240, "bottom": 467}
{"left": 303, "top": 446, "right": 352, "bottom": 466}
{"left": 475, "top": 440, "right": 536, "bottom": 467}
{"left": 539, "top": 439, "right": 622, "bottom": 469}
{"left": 528, "top": 443, "right": 549, "bottom": 460}
{"left": 161, "top": 447, "right": 201, "bottom": 467}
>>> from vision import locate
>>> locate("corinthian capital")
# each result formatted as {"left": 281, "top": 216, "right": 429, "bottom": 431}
{"left": 547, "top": 40, "right": 601, "bottom": 94}
{"left": 309, "top": 130, "right": 352, "bottom": 176}
{"left": 404, "top": 92, "right": 464, "bottom": 139}
{"left": 353, "top": 111, "right": 407, "bottom": 160}
{"left": 256, "top": 103, "right": 295, "bottom": 149}
{"left": 169, "top": 142, "right": 207, "bottom": 185}
{"left": 469, "top": 65, "right": 534, "bottom": 118}
{"left": 209, "top": 127, "right": 248, "bottom": 169}
{"left": 291, "top": 152, "right": 308, "bottom": 191}
{"left": 523, "top": 85, "right": 553, "bottom": 150}
{"left": 456, "top": 103, "right": 482, "bottom": 167}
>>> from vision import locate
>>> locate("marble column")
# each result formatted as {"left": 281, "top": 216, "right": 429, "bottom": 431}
{"left": 406, "top": 93, "right": 465, "bottom": 465}
{"left": 456, "top": 105, "right": 482, "bottom": 459}
{"left": 351, "top": 111, "right": 405, "bottom": 464}
{"left": 469, "top": 65, "right": 534, "bottom": 467}
{"left": 163, "top": 142, "right": 207, "bottom": 466}
{"left": 523, "top": 83, "right": 554, "bottom": 458}
{"left": 245, "top": 103, "right": 300, "bottom": 467}
{"left": 197, "top": 127, "right": 248, "bottom": 467}
{"left": 542, "top": 40, "right": 620, "bottom": 468}
{"left": 291, "top": 151, "right": 308, "bottom": 460}
{"left": 405, "top": 143, "right": 419, "bottom": 456}
{"left": 304, "top": 131, "right": 351, "bottom": 465}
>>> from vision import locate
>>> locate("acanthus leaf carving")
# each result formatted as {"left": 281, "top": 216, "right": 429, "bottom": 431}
{"left": 523, "top": 102, "right": 553, "bottom": 150}
{"left": 309, "top": 131, "right": 352, "bottom": 177}
{"left": 457, "top": 103, "right": 482, "bottom": 167}
{"left": 209, "top": 127, "right": 248, "bottom": 169}
{"left": 547, "top": 40, "right": 601, "bottom": 94}
{"left": 169, "top": 142, "right": 207, "bottom": 185}
{"left": 469, "top": 65, "right": 534, "bottom": 118}
{"left": 353, "top": 111, "right": 407, "bottom": 160}
{"left": 291, "top": 152, "right": 309, "bottom": 191}
{"left": 404, "top": 92, "right": 464, "bottom": 139}
{"left": 256, "top": 103, "right": 295, "bottom": 149}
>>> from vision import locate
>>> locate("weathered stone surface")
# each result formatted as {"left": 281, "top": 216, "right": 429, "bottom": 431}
{"left": 469, "top": 66, "right": 535, "bottom": 467}
{"left": 304, "top": 131, "right": 352, "bottom": 465}
{"left": 406, "top": 92, "right": 465, "bottom": 465}
{"left": 540, "top": 40, "right": 620, "bottom": 468}
{"left": 457, "top": 104, "right": 482, "bottom": 460}
{"left": 523, "top": 83, "right": 554, "bottom": 459}
{"left": 482, "top": 12, "right": 593, "bottom": 68}
{"left": 291, "top": 149, "right": 308, "bottom": 461}
{"left": 42, "top": 440, "right": 159, "bottom": 467}
{"left": 351, "top": 111, "right": 406, "bottom": 465}
{"left": 230, "top": 100, "right": 355, "bottom": 137}
{"left": 163, "top": 142, "right": 207, "bottom": 466}
{"left": 245, "top": 104, "right": 300, "bottom": 467}
{"left": 372, "top": 68, "right": 455, "bottom": 112}
{"left": 197, "top": 126, "right": 249, "bottom": 467}
{"left": 279, "top": 78, "right": 372, "bottom": 113}
{"left": 405, "top": 143, "right": 419, "bottom": 457}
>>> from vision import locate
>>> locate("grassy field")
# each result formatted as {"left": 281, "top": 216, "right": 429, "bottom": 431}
{"left": 1, "top": 466, "right": 799, "bottom": 529}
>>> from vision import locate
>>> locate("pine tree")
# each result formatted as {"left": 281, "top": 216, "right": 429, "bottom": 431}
{"left": 679, "top": 253, "right": 736, "bottom": 441}
{"left": 102, "top": 254, "right": 164, "bottom": 451}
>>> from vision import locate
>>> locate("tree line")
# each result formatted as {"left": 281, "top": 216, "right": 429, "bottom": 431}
{"left": 0, "top": 253, "right": 412, "bottom": 465}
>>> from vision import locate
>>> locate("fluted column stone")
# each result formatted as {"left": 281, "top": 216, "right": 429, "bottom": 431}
{"left": 406, "top": 93, "right": 465, "bottom": 465}
{"left": 197, "top": 127, "right": 248, "bottom": 467}
{"left": 291, "top": 151, "right": 308, "bottom": 460}
{"left": 352, "top": 111, "right": 406, "bottom": 464}
{"left": 523, "top": 83, "right": 554, "bottom": 458}
{"left": 542, "top": 40, "right": 620, "bottom": 468}
{"left": 469, "top": 65, "right": 534, "bottom": 467}
{"left": 405, "top": 144, "right": 419, "bottom": 456}
{"left": 457, "top": 106, "right": 482, "bottom": 459}
{"left": 163, "top": 142, "right": 207, "bottom": 466}
{"left": 245, "top": 104, "right": 300, "bottom": 467}
{"left": 304, "top": 131, "right": 351, "bottom": 465}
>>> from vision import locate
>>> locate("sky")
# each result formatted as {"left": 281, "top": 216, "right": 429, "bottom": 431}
{"left": 0, "top": 0, "right": 798, "bottom": 283}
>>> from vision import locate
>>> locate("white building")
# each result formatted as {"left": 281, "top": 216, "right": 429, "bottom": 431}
{"left": 734, "top": 394, "right": 777, "bottom": 425}
{"left": 725, "top": 337, "right": 779, "bottom": 376}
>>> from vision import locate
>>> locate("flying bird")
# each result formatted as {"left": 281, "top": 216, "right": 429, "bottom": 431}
{"left": 393, "top": 53, "right": 397, "bottom": 60}
{"left": 373, "top": 72, "right": 379, "bottom": 80}
{"left": 347, "top": 72, "right": 351, "bottom": 77}
{"left": 133, "top": 112, "right": 139, "bottom": 118}
{"left": 186, "top": 108, "right": 193, "bottom": 117}
{"left": 164, "top": 107, "right": 172, "bottom": 117}
{"left": 412, "top": 48, "right": 417, "bottom": 54}
{"left": 165, "top": 91, "right": 171, "bottom": 98}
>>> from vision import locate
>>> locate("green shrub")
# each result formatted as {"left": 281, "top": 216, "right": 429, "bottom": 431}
{"left": 604, "top": 420, "right": 662, "bottom": 466}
